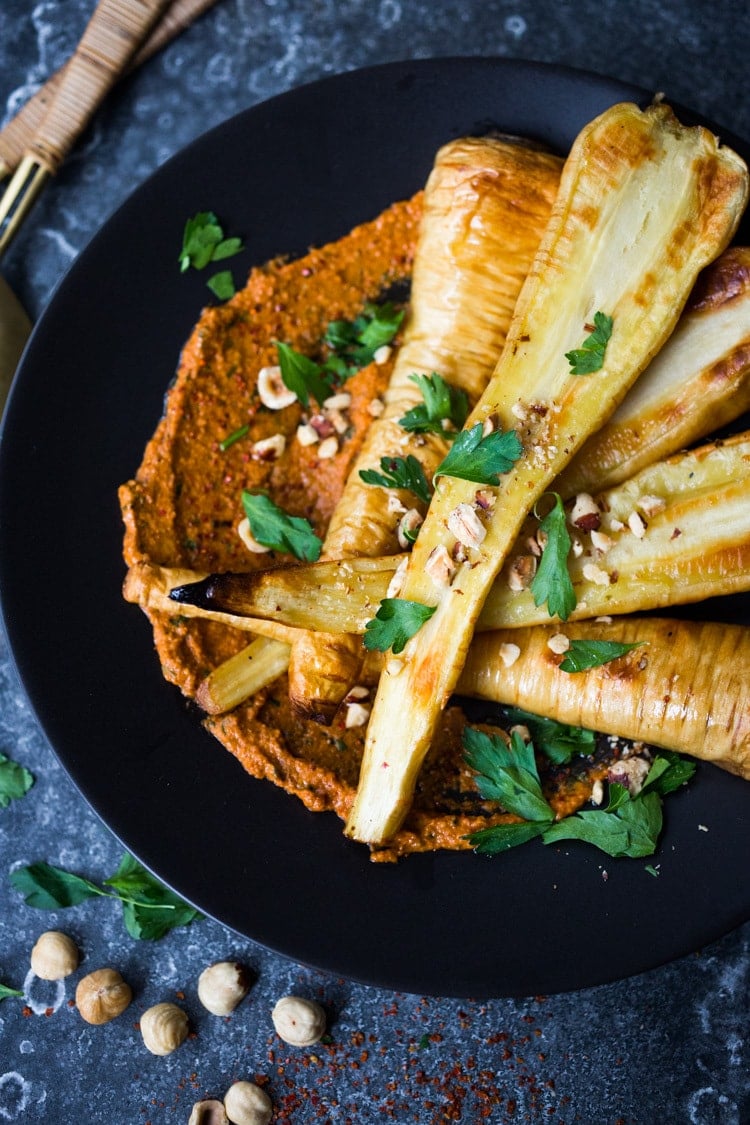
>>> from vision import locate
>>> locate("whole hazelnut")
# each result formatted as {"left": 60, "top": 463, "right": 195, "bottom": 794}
{"left": 271, "top": 995, "right": 326, "bottom": 1046}
{"left": 30, "top": 930, "right": 79, "bottom": 980}
{"left": 188, "top": 1099, "right": 229, "bottom": 1125}
{"left": 139, "top": 1001, "right": 189, "bottom": 1055}
{"left": 198, "top": 961, "right": 252, "bottom": 1016}
{"left": 75, "top": 968, "right": 132, "bottom": 1025}
{"left": 224, "top": 1081, "right": 272, "bottom": 1125}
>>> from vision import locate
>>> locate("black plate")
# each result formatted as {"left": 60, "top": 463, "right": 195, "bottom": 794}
{"left": 2, "top": 58, "right": 749, "bottom": 998}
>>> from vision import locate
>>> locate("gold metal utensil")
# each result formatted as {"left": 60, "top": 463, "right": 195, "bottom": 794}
{"left": 0, "top": 0, "right": 171, "bottom": 261}
{"left": 0, "top": 0, "right": 220, "bottom": 185}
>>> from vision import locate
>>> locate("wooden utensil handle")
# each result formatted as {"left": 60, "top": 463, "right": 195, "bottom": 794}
{"left": 0, "top": 0, "right": 219, "bottom": 177}
{"left": 28, "top": 0, "right": 169, "bottom": 173}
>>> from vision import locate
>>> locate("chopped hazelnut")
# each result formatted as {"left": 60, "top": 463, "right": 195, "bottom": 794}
{"left": 397, "top": 508, "right": 424, "bottom": 549}
{"left": 345, "top": 702, "right": 371, "bottom": 728}
{"left": 296, "top": 423, "right": 319, "bottom": 446}
{"left": 373, "top": 344, "right": 392, "bottom": 365}
{"left": 317, "top": 436, "right": 339, "bottom": 460}
{"left": 498, "top": 643, "right": 521, "bottom": 668}
{"left": 447, "top": 503, "right": 486, "bottom": 550}
{"left": 507, "top": 555, "right": 536, "bottom": 591}
{"left": 547, "top": 633, "right": 570, "bottom": 655}
{"left": 637, "top": 494, "right": 666, "bottom": 518}
{"left": 257, "top": 365, "right": 296, "bottom": 410}
{"left": 238, "top": 518, "right": 271, "bottom": 554}
{"left": 424, "top": 544, "right": 456, "bottom": 588}
{"left": 582, "top": 562, "right": 611, "bottom": 586}
{"left": 251, "top": 433, "right": 286, "bottom": 461}
{"left": 570, "top": 492, "right": 601, "bottom": 531}
{"left": 323, "top": 392, "right": 351, "bottom": 411}
{"left": 627, "top": 510, "right": 647, "bottom": 538}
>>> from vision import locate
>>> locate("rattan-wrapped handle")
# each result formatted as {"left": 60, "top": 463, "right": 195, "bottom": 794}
{"left": 0, "top": 0, "right": 219, "bottom": 177}
{"left": 27, "top": 0, "right": 170, "bottom": 173}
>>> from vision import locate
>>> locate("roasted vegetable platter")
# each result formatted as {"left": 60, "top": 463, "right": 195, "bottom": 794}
{"left": 1, "top": 58, "right": 749, "bottom": 997}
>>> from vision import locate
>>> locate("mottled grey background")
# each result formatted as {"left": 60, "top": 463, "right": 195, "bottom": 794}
{"left": 1, "top": 1, "right": 750, "bottom": 1122}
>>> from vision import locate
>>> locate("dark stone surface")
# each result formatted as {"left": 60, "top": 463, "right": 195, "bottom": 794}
{"left": 1, "top": 2, "right": 749, "bottom": 1121}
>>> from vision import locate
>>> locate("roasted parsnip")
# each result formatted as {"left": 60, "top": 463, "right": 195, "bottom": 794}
{"left": 346, "top": 101, "right": 748, "bottom": 845}
{"left": 457, "top": 618, "right": 750, "bottom": 780}
{"left": 287, "top": 135, "right": 563, "bottom": 720}
{"left": 556, "top": 245, "right": 750, "bottom": 496}
{"left": 170, "top": 432, "right": 750, "bottom": 633}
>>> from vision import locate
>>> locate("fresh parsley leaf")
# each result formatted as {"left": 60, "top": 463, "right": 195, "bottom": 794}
{"left": 10, "top": 862, "right": 102, "bottom": 910}
{"left": 179, "top": 211, "right": 244, "bottom": 272}
{"left": 357, "top": 303, "right": 403, "bottom": 353}
{"left": 530, "top": 493, "right": 576, "bottom": 621}
{"left": 323, "top": 302, "right": 403, "bottom": 374}
{"left": 467, "top": 820, "right": 550, "bottom": 854}
{"left": 640, "top": 750, "right": 697, "bottom": 797}
{"left": 542, "top": 807, "right": 632, "bottom": 855}
{"left": 363, "top": 597, "right": 436, "bottom": 654}
{"left": 463, "top": 727, "right": 555, "bottom": 824}
{"left": 276, "top": 341, "right": 334, "bottom": 408}
{"left": 179, "top": 211, "right": 223, "bottom": 271}
{"left": 0, "top": 753, "right": 34, "bottom": 808}
{"left": 105, "top": 855, "right": 202, "bottom": 941}
{"left": 0, "top": 982, "right": 23, "bottom": 1002}
{"left": 359, "top": 455, "right": 432, "bottom": 505}
{"left": 466, "top": 748, "right": 695, "bottom": 861}
{"left": 399, "top": 373, "right": 469, "bottom": 437}
{"left": 207, "top": 270, "right": 236, "bottom": 300}
{"left": 560, "top": 639, "right": 645, "bottom": 673}
{"left": 565, "top": 311, "right": 613, "bottom": 375}
{"left": 504, "top": 708, "right": 596, "bottom": 765}
{"left": 433, "top": 423, "right": 522, "bottom": 485}
{"left": 242, "top": 491, "right": 322, "bottom": 562}
{"left": 10, "top": 855, "right": 202, "bottom": 940}
{"left": 644, "top": 864, "right": 660, "bottom": 877}
{"left": 211, "top": 236, "right": 244, "bottom": 261}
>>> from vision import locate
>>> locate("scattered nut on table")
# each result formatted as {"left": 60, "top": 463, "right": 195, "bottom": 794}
{"left": 188, "top": 1099, "right": 229, "bottom": 1125}
{"left": 139, "top": 1001, "right": 189, "bottom": 1055}
{"left": 224, "top": 1080, "right": 273, "bottom": 1125}
{"left": 197, "top": 960, "right": 252, "bottom": 1016}
{"left": 75, "top": 968, "right": 132, "bottom": 1025}
{"left": 271, "top": 995, "right": 326, "bottom": 1046}
{"left": 30, "top": 930, "right": 79, "bottom": 980}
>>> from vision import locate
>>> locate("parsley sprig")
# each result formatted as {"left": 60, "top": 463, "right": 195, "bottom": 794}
{"left": 434, "top": 423, "right": 522, "bottom": 486}
{"left": 276, "top": 303, "right": 405, "bottom": 407}
{"left": 359, "top": 455, "right": 432, "bottom": 505}
{"left": 464, "top": 727, "right": 695, "bottom": 858}
{"left": 530, "top": 493, "right": 576, "bottom": 621}
{"left": 242, "top": 491, "right": 322, "bottom": 562}
{"left": 323, "top": 302, "right": 404, "bottom": 377}
{"left": 179, "top": 210, "right": 244, "bottom": 300}
{"left": 399, "top": 373, "right": 469, "bottom": 438}
{"left": 504, "top": 708, "right": 596, "bottom": 765}
{"left": 565, "top": 311, "right": 613, "bottom": 374}
{"left": 0, "top": 753, "right": 34, "bottom": 808}
{"left": 10, "top": 855, "right": 203, "bottom": 940}
{"left": 363, "top": 597, "right": 436, "bottom": 654}
{"left": 277, "top": 341, "right": 335, "bottom": 408}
